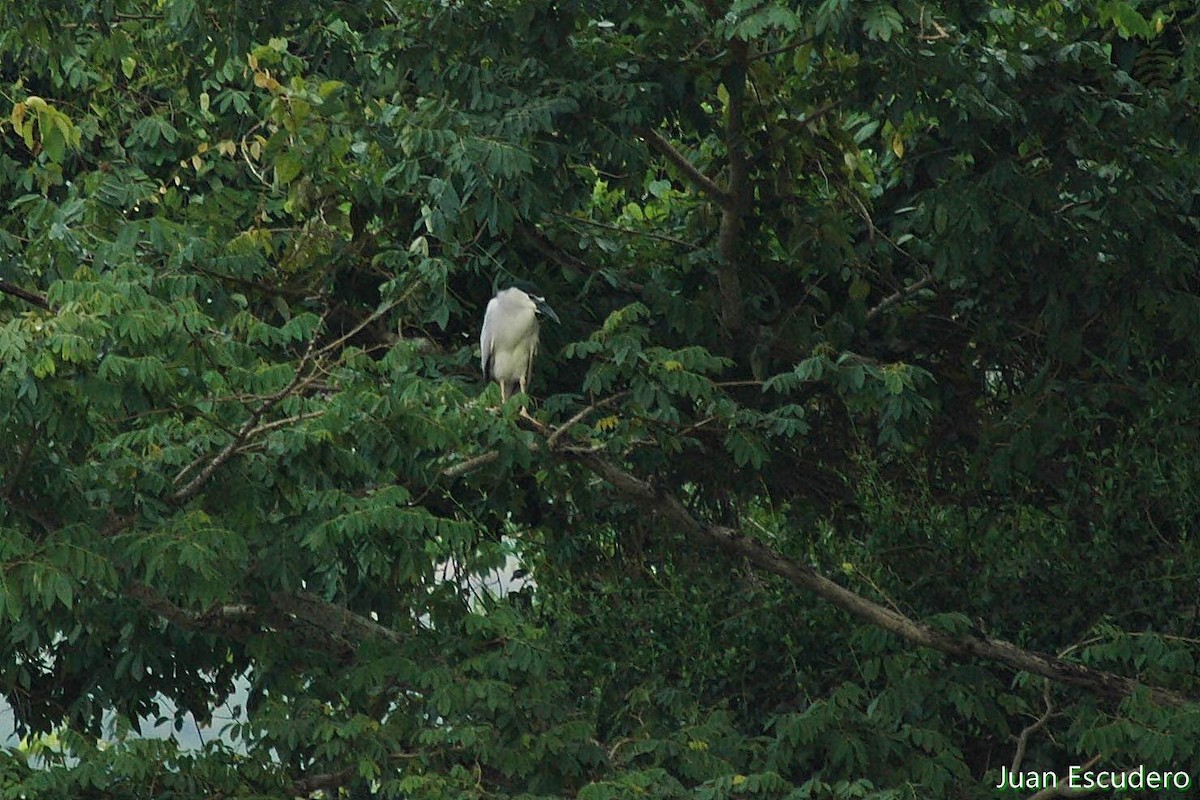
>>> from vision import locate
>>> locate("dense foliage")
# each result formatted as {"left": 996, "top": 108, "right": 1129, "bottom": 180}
{"left": 2, "top": 0, "right": 1199, "bottom": 797}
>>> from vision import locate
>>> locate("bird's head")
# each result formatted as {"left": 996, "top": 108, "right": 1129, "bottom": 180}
{"left": 499, "top": 279, "right": 561, "bottom": 324}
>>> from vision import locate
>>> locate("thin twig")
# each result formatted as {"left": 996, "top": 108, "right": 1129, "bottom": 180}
{"left": 171, "top": 410, "right": 325, "bottom": 485}
{"left": 547, "top": 393, "right": 627, "bottom": 450}
{"left": 1011, "top": 681, "right": 1054, "bottom": 774}
{"left": 550, "top": 211, "right": 701, "bottom": 250}
{"left": 797, "top": 99, "right": 842, "bottom": 127}
{"left": 313, "top": 300, "right": 401, "bottom": 359}
{"left": 750, "top": 34, "right": 817, "bottom": 62}
{"left": 865, "top": 272, "right": 936, "bottom": 321}
{"left": 171, "top": 318, "right": 328, "bottom": 504}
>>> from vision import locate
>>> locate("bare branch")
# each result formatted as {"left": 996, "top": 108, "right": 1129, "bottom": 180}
{"left": 641, "top": 128, "right": 731, "bottom": 207}
{"left": 550, "top": 211, "right": 702, "bottom": 250}
{"left": 518, "top": 223, "right": 591, "bottom": 276}
{"left": 547, "top": 392, "right": 627, "bottom": 450}
{"left": 0, "top": 280, "right": 51, "bottom": 311}
{"left": 566, "top": 450, "right": 1196, "bottom": 708}
{"left": 99, "top": 512, "right": 138, "bottom": 538}
{"left": 171, "top": 313, "right": 339, "bottom": 504}
{"left": 440, "top": 393, "right": 627, "bottom": 479}
{"left": 269, "top": 590, "right": 405, "bottom": 647}
{"left": 442, "top": 449, "right": 502, "bottom": 479}
{"left": 519, "top": 223, "right": 647, "bottom": 295}
{"left": 125, "top": 583, "right": 260, "bottom": 640}
{"left": 127, "top": 583, "right": 407, "bottom": 660}
{"left": 291, "top": 767, "right": 356, "bottom": 796}
{"left": 313, "top": 300, "right": 400, "bottom": 359}
{"left": 866, "top": 272, "right": 936, "bottom": 321}
{"left": 172, "top": 410, "right": 324, "bottom": 485}
{"left": 1011, "top": 681, "right": 1054, "bottom": 774}
{"left": 750, "top": 34, "right": 817, "bottom": 62}
{"left": 796, "top": 99, "right": 842, "bottom": 128}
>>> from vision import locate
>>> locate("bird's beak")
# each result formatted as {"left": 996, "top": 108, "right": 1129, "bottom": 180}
{"left": 535, "top": 299, "right": 561, "bottom": 324}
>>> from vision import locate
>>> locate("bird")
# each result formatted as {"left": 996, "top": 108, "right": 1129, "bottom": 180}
{"left": 480, "top": 283, "right": 561, "bottom": 408}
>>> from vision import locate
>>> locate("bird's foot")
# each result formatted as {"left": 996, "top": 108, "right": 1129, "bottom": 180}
{"left": 518, "top": 407, "right": 549, "bottom": 432}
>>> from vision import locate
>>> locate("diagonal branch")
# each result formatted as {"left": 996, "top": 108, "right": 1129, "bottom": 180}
{"left": 442, "top": 449, "right": 502, "bottom": 479}
{"left": 549, "top": 211, "right": 702, "bottom": 250}
{"left": 546, "top": 392, "right": 627, "bottom": 450}
{"left": 0, "top": 280, "right": 51, "bottom": 311}
{"left": 641, "top": 128, "right": 731, "bottom": 207}
{"left": 127, "top": 583, "right": 407, "bottom": 662}
{"left": 125, "top": 583, "right": 261, "bottom": 641}
{"left": 171, "top": 410, "right": 324, "bottom": 486}
{"left": 269, "top": 590, "right": 405, "bottom": 647}
{"left": 170, "top": 368, "right": 317, "bottom": 504}
{"left": 518, "top": 222, "right": 647, "bottom": 295}
{"left": 566, "top": 450, "right": 1195, "bottom": 708}
{"left": 170, "top": 304, "right": 366, "bottom": 504}
{"left": 866, "top": 272, "right": 936, "bottom": 321}
{"left": 1011, "top": 680, "right": 1054, "bottom": 774}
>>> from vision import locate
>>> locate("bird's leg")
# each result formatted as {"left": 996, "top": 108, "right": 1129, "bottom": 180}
{"left": 518, "top": 376, "right": 533, "bottom": 420}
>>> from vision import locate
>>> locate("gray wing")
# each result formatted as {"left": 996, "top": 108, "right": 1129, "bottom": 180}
{"left": 480, "top": 296, "right": 499, "bottom": 378}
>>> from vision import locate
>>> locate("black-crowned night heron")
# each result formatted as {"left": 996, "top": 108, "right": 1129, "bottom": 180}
{"left": 480, "top": 284, "right": 561, "bottom": 406}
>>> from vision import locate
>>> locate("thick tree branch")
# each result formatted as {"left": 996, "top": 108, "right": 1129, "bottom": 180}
{"left": 269, "top": 590, "right": 405, "bottom": 647}
{"left": 640, "top": 39, "right": 753, "bottom": 337}
{"left": 442, "top": 449, "right": 501, "bottom": 479}
{"left": 546, "top": 392, "right": 627, "bottom": 450}
{"left": 751, "top": 34, "right": 817, "bottom": 62}
{"left": 127, "top": 583, "right": 406, "bottom": 663}
{"left": 715, "top": 39, "right": 750, "bottom": 335}
{"left": 125, "top": 583, "right": 261, "bottom": 641}
{"left": 641, "top": 128, "right": 730, "bottom": 207}
{"left": 291, "top": 767, "right": 357, "bottom": 796}
{"left": 518, "top": 222, "right": 592, "bottom": 278}
{"left": 0, "top": 280, "right": 51, "bottom": 311}
{"left": 567, "top": 450, "right": 1195, "bottom": 708}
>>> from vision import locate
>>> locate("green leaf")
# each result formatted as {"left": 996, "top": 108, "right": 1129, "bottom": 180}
{"left": 275, "top": 152, "right": 303, "bottom": 184}
{"left": 863, "top": 2, "right": 904, "bottom": 42}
